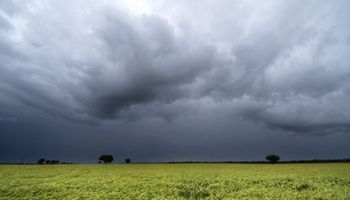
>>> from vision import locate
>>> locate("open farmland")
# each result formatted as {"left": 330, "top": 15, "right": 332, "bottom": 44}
{"left": 0, "top": 163, "right": 349, "bottom": 199}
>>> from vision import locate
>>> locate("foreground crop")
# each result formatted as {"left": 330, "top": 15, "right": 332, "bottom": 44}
{"left": 0, "top": 163, "right": 349, "bottom": 199}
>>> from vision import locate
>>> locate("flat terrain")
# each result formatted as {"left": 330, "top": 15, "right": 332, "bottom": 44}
{"left": 0, "top": 163, "right": 349, "bottom": 199}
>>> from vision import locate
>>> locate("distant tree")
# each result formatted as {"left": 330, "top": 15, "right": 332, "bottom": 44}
{"left": 266, "top": 154, "right": 280, "bottom": 164}
{"left": 50, "top": 160, "right": 60, "bottom": 164}
{"left": 45, "top": 160, "right": 51, "bottom": 164}
{"left": 98, "top": 161, "right": 102, "bottom": 164}
{"left": 37, "top": 158, "right": 45, "bottom": 164}
{"left": 125, "top": 158, "right": 131, "bottom": 164}
{"left": 99, "top": 155, "right": 114, "bottom": 164}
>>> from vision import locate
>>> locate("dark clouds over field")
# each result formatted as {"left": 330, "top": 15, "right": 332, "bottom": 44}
{"left": 1, "top": 0, "right": 350, "bottom": 163}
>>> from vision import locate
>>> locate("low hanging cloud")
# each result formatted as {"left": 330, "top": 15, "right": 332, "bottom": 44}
{"left": 0, "top": 0, "right": 349, "bottom": 135}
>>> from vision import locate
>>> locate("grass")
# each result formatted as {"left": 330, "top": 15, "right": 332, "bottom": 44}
{"left": 0, "top": 163, "right": 349, "bottom": 199}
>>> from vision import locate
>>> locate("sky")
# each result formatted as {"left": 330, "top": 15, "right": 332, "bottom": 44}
{"left": 0, "top": 0, "right": 349, "bottom": 163}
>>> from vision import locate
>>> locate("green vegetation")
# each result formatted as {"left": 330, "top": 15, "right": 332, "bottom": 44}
{"left": 0, "top": 164, "right": 349, "bottom": 199}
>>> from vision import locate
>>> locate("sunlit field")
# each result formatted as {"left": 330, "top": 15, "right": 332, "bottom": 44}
{"left": 0, "top": 164, "right": 349, "bottom": 199}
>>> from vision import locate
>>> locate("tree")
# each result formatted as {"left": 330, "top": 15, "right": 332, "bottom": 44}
{"left": 125, "top": 158, "right": 131, "bottom": 164}
{"left": 45, "top": 160, "right": 51, "bottom": 164}
{"left": 50, "top": 160, "right": 60, "bottom": 164}
{"left": 37, "top": 158, "right": 45, "bottom": 164}
{"left": 265, "top": 154, "right": 280, "bottom": 164}
{"left": 99, "top": 155, "right": 114, "bottom": 164}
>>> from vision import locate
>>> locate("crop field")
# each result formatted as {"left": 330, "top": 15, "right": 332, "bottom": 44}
{"left": 0, "top": 163, "right": 349, "bottom": 199}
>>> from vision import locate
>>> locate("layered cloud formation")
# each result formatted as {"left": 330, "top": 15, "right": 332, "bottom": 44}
{"left": 0, "top": 0, "right": 349, "bottom": 138}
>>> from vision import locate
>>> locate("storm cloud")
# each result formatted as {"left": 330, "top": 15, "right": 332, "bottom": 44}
{"left": 0, "top": 0, "right": 349, "bottom": 162}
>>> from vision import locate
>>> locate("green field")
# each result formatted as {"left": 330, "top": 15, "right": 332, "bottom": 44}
{"left": 0, "top": 164, "right": 349, "bottom": 199}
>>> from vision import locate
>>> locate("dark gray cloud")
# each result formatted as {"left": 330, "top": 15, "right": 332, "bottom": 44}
{"left": 0, "top": 0, "right": 349, "bottom": 162}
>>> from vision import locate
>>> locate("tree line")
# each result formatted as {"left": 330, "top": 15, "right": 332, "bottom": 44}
{"left": 25, "top": 154, "right": 350, "bottom": 165}
{"left": 36, "top": 155, "right": 132, "bottom": 164}
{"left": 98, "top": 155, "right": 131, "bottom": 164}
{"left": 37, "top": 158, "right": 71, "bottom": 164}
{"left": 35, "top": 154, "right": 350, "bottom": 165}
{"left": 95, "top": 154, "right": 280, "bottom": 164}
